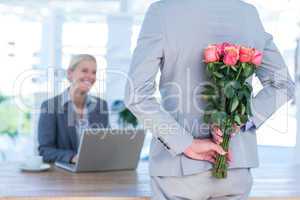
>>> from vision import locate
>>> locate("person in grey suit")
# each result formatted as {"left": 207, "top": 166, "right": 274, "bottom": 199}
{"left": 125, "top": 0, "right": 295, "bottom": 199}
{"left": 38, "top": 54, "right": 110, "bottom": 164}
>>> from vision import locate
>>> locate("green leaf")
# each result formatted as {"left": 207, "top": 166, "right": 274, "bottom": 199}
{"left": 237, "top": 91, "right": 244, "bottom": 100}
{"left": 204, "top": 84, "right": 216, "bottom": 91}
{"left": 225, "top": 87, "right": 234, "bottom": 98}
{"left": 234, "top": 115, "right": 242, "bottom": 125}
{"left": 204, "top": 105, "right": 217, "bottom": 115}
{"left": 203, "top": 114, "right": 211, "bottom": 123}
{"left": 211, "top": 111, "right": 227, "bottom": 125}
{"left": 205, "top": 103, "right": 215, "bottom": 109}
{"left": 226, "top": 66, "right": 230, "bottom": 75}
{"left": 239, "top": 89, "right": 250, "bottom": 99}
{"left": 230, "top": 81, "right": 241, "bottom": 89}
{"left": 246, "top": 101, "right": 253, "bottom": 116}
{"left": 244, "top": 82, "right": 253, "bottom": 93}
{"left": 230, "top": 97, "right": 239, "bottom": 113}
{"left": 207, "top": 63, "right": 215, "bottom": 74}
{"left": 231, "top": 66, "right": 238, "bottom": 72}
{"left": 214, "top": 62, "right": 224, "bottom": 65}
{"left": 201, "top": 94, "right": 218, "bottom": 101}
{"left": 224, "top": 81, "right": 241, "bottom": 99}
{"left": 240, "top": 103, "right": 246, "bottom": 115}
{"left": 220, "top": 65, "right": 227, "bottom": 69}
{"left": 201, "top": 84, "right": 217, "bottom": 96}
{"left": 240, "top": 115, "right": 249, "bottom": 124}
{"left": 208, "top": 100, "right": 219, "bottom": 108}
{"left": 224, "top": 83, "right": 235, "bottom": 98}
{"left": 213, "top": 72, "right": 224, "bottom": 78}
{"left": 217, "top": 80, "right": 225, "bottom": 87}
{"left": 242, "top": 63, "right": 255, "bottom": 78}
{"left": 201, "top": 89, "right": 216, "bottom": 96}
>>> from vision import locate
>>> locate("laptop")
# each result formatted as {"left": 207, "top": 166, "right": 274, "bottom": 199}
{"left": 55, "top": 129, "right": 145, "bottom": 173}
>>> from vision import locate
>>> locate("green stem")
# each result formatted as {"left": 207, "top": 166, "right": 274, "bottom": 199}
{"left": 212, "top": 121, "right": 231, "bottom": 179}
{"left": 235, "top": 64, "right": 243, "bottom": 81}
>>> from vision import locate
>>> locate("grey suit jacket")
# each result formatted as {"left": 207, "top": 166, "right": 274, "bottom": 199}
{"left": 125, "top": 0, "right": 295, "bottom": 176}
{"left": 38, "top": 91, "right": 110, "bottom": 163}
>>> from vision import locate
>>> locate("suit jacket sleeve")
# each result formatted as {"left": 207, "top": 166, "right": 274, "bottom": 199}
{"left": 38, "top": 100, "right": 75, "bottom": 163}
{"left": 250, "top": 7, "right": 295, "bottom": 128}
{"left": 124, "top": 2, "right": 193, "bottom": 157}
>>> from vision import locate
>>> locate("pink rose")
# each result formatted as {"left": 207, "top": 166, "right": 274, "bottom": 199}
{"left": 204, "top": 45, "right": 220, "bottom": 63}
{"left": 239, "top": 46, "right": 254, "bottom": 63}
{"left": 216, "top": 42, "right": 231, "bottom": 56}
{"left": 251, "top": 49, "right": 263, "bottom": 66}
{"left": 223, "top": 45, "right": 240, "bottom": 66}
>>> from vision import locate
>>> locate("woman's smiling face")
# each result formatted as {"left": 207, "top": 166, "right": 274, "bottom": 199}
{"left": 68, "top": 60, "right": 97, "bottom": 93}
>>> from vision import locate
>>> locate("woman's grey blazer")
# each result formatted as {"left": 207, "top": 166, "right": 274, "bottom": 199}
{"left": 38, "top": 93, "right": 110, "bottom": 163}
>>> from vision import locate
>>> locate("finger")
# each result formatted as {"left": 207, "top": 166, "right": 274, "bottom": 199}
{"left": 212, "top": 130, "right": 222, "bottom": 139}
{"left": 183, "top": 148, "right": 193, "bottom": 157}
{"left": 208, "top": 150, "right": 218, "bottom": 159}
{"left": 209, "top": 142, "right": 226, "bottom": 155}
{"left": 185, "top": 149, "right": 218, "bottom": 164}
{"left": 212, "top": 127, "right": 223, "bottom": 144}
{"left": 213, "top": 134, "right": 223, "bottom": 144}
{"left": 185, "top": 149, "right": 217, "bottom": 163}
{"left": 214, "top": 135, "right": 223, "bottom": 144}
{"left": 217, "top": 128, "right": 223, "bottom": 137}
{"left": 184, "top": 150, "right": 205, "bottom": 161}
{"left": 203, "top": 154, "right": 216, "bottom": 164}
{"left": 211, "top": 124, "right": 223, "bottom": 137}
{"left": 214, "top": 127, "right": 223, "bottom": 137}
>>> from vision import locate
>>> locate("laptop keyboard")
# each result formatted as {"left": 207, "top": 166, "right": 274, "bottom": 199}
{"left": 55, "top": 161, "right": 76, "bottom": 171}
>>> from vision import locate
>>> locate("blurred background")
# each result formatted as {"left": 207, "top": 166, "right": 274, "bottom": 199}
{"left": 0, "top": 0, "right": 299, "bottom": 165}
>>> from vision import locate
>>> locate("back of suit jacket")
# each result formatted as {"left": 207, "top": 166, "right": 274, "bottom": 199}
{"left": 125, "top": 0, "right": 295, "bottom": 176}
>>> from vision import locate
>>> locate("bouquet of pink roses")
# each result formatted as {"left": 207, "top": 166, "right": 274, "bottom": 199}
{"left": 201, "top": 42, "right": 263, "bottom": 178}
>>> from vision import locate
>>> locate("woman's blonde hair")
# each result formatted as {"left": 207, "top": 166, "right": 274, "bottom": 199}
{"left": 68, "top": 54, "right": 97, "bottom": 71}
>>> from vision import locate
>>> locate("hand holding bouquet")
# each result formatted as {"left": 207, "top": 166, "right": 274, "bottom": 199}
{"left": 202, "top": 42, "right": 263, "bottom": 179}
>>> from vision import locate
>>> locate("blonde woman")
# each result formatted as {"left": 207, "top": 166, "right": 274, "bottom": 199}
{"left": 38, "top": 54, "right": 110, "bottom": 164}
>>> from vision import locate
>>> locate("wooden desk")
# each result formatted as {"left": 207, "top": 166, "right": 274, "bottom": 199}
{"left": 0, "top": 162, "right": 299, "bottom": 200}
{"left": 0, "top": 162, "right": 151, "bottom": 199}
